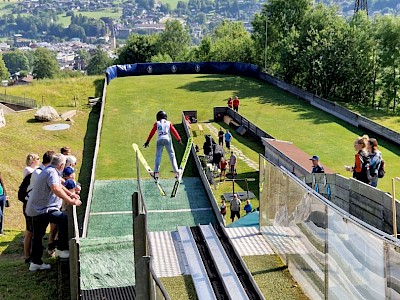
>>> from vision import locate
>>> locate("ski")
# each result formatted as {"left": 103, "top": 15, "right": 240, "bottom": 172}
{"left": 171, "top": 137, "right": 193, "bottom": 198}
{"left": 132, "top": 143, "right": 166, "bottom": 196}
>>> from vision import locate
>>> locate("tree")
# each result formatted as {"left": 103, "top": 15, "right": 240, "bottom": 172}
{"left": 32, "top": 48, "right": 59, "bottom": 79}
{"left": 252, "top": 0, "right": 311, "bottom": 72}
{"left": 2, "top": 50, "right": 29, "bottom": 75}
{"left": 86, "top": 47, "right": 111, "bottom": 75}
{"left": 116, "top": 33, "right": 158, "bottom": 64}
{"left": 374, "top": 15, "right": 400, "bottom": 111}
{"left": 156, "top": 20, "right": 191, "bottom": 61}
{"left": 0, "top": 54, "right": 10, "bottom": 80}
{"left": 210, "top": 21, "right": 254, "bottom": 63}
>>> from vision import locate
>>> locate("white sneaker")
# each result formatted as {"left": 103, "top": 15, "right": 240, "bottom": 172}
{"left": 29, "top": 262, "right": 51, "bottom": 271}
{"left": 55, "top": 249, "right": 70, "bottom": 259}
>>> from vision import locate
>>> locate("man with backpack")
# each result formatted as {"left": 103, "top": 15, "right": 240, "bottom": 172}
{"left": 19, "top": 151, "right": 54, "bottom": 263}
{"left": 25, "top": 153, "right": 81, "bottom": 271}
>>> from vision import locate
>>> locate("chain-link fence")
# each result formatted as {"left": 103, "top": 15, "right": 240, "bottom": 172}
{"left": 0, "top": 93, "right": 37, "bottom": 109}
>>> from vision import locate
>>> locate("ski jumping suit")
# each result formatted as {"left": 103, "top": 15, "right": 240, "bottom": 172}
{"left": 146, "top": 119, "right": 181, "bottom": 173}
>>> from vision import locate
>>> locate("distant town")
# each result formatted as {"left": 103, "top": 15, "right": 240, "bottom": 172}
{"left": 0, "top": 0, "right": 398, "bottom": 72}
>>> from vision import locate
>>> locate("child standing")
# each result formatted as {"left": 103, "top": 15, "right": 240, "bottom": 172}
{"left": 220, "top": 200, "right": 227, "bottom": 219}
{"left": 144, "top": 111, "right": 183, "bottom": 179}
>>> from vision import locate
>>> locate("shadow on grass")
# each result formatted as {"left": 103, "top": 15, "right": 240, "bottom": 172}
{"left": 77, "top": 103, "right": 101, "bottom": 231}
{"left": 252, "top": 265, "right": 288, "bottom": 275}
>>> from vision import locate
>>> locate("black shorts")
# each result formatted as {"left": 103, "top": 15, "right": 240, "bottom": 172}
{"left": 230, "top": 210, "right": 240, "bottom": 220}
{"left": 23, "top": 203, "right": 33, "bottom": 232}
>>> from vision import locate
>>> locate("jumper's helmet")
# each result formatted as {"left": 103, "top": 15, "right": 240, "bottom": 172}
{"left": 156, "top": 111, "right": 167, "bottom": 121}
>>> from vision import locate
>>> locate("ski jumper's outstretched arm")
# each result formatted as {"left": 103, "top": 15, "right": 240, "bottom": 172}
{"left": 170, "top": 123, "right": 182, "bottom": 143}
{"left": 145, "top": 123, "right": 157, "bottom": 143}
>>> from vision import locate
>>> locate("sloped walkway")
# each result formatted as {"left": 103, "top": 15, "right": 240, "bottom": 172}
{"left": 204, "top": 123, "right": 258, "bottom": 171}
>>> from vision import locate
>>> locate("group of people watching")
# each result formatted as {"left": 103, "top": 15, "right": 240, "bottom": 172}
{"left": 227, "top": 96, "right": 240, "bottom": 112}
{"left": 220, "top": 194, "right": 253, "bottom": 223}
{"left": 345, "top": 135, "right": 384, "bottom": 188}
{"left": 311, "top": 135, "right": 384, "bottom": 188}
{"left": 21, "top": 146, "right": 82, "bottom": 271}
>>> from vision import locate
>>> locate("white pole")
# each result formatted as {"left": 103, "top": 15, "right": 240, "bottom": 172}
{"left": 392, "top": 178, "right": 397, "bottom": 238}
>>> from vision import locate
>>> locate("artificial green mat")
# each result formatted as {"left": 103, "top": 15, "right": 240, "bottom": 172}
{"left": 87, "top": 177, "right": 216, "bottom": 237}
{"left": 79, "top": 236, "right": 135, "bottom": 290}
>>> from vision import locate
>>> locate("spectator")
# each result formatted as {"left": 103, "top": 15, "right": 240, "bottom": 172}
{"left": 218, "top": 128, "right": 224, "bottom": 146}
{"left": 230, "top": 194, "right": 241, "bottom": 222}
{"left": 65, "top": 155, "right": 77, "bottom": 169}
{"left": 24, "top": 151, "right": 54, "bottom": 262}
{"left": 26, "top": 154, "right": 82, "bottom": 271}
{"left": 0, "top": 172, "right": 9, "bottom": 235}
{"left": 310, "top": 155, "right": 324, "bottom": 173}
{"left": 227, "top": 97, "right": 233, "bottom": 109}
{"left": 367, "top": 138, "right": 382, "bottom": 188}
{"left": 23, "top": 153, "right": 40, "bottom": 178}
{"left": 225, "top": 129, "right": 232, "bottom": 150}
{"left": 63, "top": 167, "right": 81, "bottom": 196}
{"left": 233, "top": 96, "right": 240, "bottom": 112}
{"left": 244, "top": 199, "right": 253, "bottom": 214}
{"left": 60, "top": 146, "right": 71, "bottom": 156}
{"left": 219, "top": 157, "right": 227, "bottom": 181}
{"left": 229, "top": 151, "right": 237, "bottom": 175}
{"left": 220, "top": 200, "right": 227, "bottom": 219}
{"left": 345, "top": 136, "right": 369, "bottom": 184}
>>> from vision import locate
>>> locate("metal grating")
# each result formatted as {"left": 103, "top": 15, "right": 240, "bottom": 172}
{"left": 81, "top": 286, "right": 136, "bottom": 300}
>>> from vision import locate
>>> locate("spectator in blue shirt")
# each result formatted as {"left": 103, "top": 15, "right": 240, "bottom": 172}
{"left": 310, "top": 155, "right": 324, "bottom": 173}
{"left": 225, "top": 130, "right": 232, "bottom": 150}
{"left": 244, "top": 199, "right": 253, "bottom": 214}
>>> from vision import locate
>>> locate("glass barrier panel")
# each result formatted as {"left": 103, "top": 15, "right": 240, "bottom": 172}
{"left": 327, "top": 207, "right": 385, "bottom": 299}
{"left": 386, "top": 243, "right": 400, "bottom": 299}
{"left": 285, "top": 175, "right": 327, "bottom": 300}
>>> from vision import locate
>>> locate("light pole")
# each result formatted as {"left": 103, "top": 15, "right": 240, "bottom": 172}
{"left": 264, "top": 13, "right": 268, "bottom": 71}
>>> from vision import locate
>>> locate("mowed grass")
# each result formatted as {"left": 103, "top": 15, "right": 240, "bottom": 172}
{"left": 99, "top": 74, "right": 400, "bottom": 193}
{"left": 0, "top": 76, "right": 101, "bottom": 300}
{"left": 57, "top": 9, "right": 122, "bottom": 27}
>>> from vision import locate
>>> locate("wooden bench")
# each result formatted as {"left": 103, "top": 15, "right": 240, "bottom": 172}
{"left": 198, "top": 124, "right": 204, "bottom": 135}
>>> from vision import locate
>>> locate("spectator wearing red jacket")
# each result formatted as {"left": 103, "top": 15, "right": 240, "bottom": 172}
{"left": 233, "top": 96, "right": 240, "bottom": 112}
{"left": 227, "top": 97, "right": 233, "bottom": 109}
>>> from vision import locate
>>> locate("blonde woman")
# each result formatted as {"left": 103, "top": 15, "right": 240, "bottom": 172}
{"left": 23, "top": 153, "right": 40, "bottom": 178}
{"left": 345, "top": 136, "right": 369, "bottom": 184}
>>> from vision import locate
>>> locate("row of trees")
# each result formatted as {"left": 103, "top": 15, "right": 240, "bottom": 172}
{"left": 116, "top": 5, "right": 400, "bottom": 111}
{"left": 0, "top": 46, "right": 111, "bottom": 81}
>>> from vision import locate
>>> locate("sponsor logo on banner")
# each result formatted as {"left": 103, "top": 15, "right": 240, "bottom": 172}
{"left": 171, "top": 65, "right": 177, "bottom": 73}
{"left": 195, "top": 65, "right": 201, "bottom": 72}
{"left": 147, "top": 66, "right": 153, "bottom": 73}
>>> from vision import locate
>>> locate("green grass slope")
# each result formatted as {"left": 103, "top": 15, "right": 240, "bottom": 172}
{"left": 99, "top": 74, "right": 400, "bottom": 192}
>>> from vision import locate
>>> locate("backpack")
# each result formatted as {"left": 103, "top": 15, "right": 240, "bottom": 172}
{"left": 18, "top": 173, "right": 33, "bottom": 204}
{"left": 378, "top": 159, "right": 385, "bottom": 178}
{"left": 17, "top": 167, "right": 42, "bottom": 204}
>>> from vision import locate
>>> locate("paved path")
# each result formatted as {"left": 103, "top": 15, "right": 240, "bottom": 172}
{"left": 203, "top": 123, "right": 259, "bottom": 171}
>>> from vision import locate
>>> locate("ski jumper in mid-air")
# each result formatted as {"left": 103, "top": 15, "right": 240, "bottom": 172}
{"left": 144, "top": 111, "right": 182, "bottom": 178}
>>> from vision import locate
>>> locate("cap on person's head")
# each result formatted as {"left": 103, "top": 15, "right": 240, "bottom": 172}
{"left": 64, "top": 179, "right": 76, "bottom": 190}
{"left": 63, "top": 166, "right": 75, "bottom": 177}
{"left": 310, "top": 155, "right": 319, "bottom": 161}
